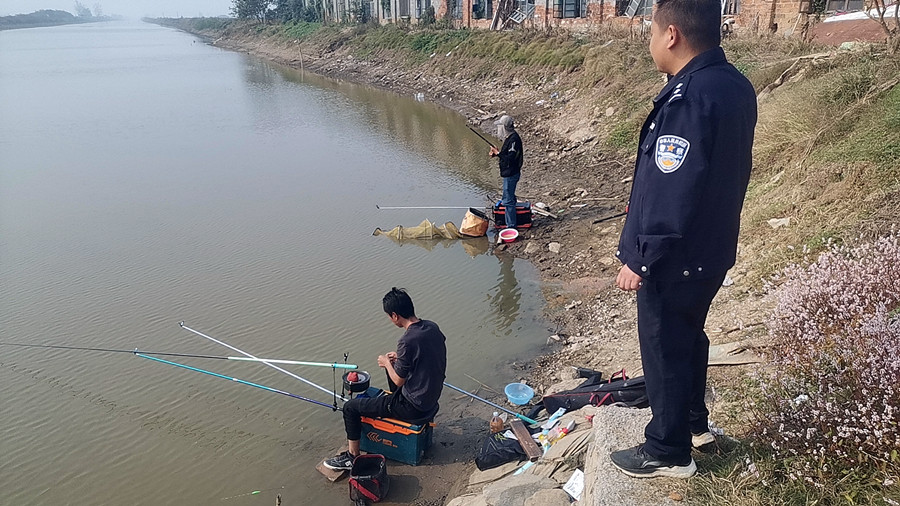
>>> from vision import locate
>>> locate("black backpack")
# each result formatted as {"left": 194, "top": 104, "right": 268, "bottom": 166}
{"left": 526, "top": 369, "right": 649, "bottom": 419}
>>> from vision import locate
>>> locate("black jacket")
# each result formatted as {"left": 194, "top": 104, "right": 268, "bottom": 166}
{"left": 616, "top": 47, "right": 757, "bottom": 282}
{"left": 497, "top": 131, "right": 523, "bottom": 177}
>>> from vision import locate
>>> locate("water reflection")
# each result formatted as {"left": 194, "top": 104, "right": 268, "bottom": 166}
{"left": 374, "top": 235, "right": 492, "bottom": 257}
{"left": 487, "top": 254, "right": 523, "bottom": 336}
{"left": 277, "top": 65, "right": 499, "bottom": 192}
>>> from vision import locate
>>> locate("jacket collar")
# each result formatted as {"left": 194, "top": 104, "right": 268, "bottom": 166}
{"left": 653, "top": 47, "right": 727, "bottom": 104}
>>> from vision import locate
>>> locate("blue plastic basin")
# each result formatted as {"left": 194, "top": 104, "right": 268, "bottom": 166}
{"left": 504, "top": 382, "right": 535, "bottom": 405}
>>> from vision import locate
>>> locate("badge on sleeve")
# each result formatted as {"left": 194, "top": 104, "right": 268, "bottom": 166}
{"left": 655, "top": 135, "right": 690, "bottom": 173}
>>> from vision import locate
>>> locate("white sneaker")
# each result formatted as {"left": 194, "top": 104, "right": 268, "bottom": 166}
{"left": 691, "top": 431, "right": 716, "bottom": 448}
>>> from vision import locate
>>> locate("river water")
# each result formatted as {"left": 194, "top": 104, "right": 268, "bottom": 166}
{"left": 0, "top": 21, "right": 548, "bottom": 505}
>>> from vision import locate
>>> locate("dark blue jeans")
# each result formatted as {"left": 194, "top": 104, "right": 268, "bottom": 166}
{"left": 502, "top": 173, "right": 520, "bottom": 228}
{"left": 637, "top": 274, "right": 725, "bottom": 462}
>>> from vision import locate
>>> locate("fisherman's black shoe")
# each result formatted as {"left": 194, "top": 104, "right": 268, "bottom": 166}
{"left": 323, "top": 451, "right": 356, "bottom": 471}
{"left": 610, "top": 444, "right": 697, "bottom": 478}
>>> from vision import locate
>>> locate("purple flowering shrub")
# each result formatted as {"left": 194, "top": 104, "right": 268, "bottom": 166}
{"left": 756, "top": 233, "right": 900, "bottom": 486}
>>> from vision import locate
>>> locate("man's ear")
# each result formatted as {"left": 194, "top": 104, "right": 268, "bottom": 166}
{"left": 664, "top": 23, "right": 679, "bottom": 50}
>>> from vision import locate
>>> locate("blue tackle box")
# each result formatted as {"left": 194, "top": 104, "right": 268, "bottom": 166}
{"left": 356, "top": 387, "right": 433, "bottom": 466}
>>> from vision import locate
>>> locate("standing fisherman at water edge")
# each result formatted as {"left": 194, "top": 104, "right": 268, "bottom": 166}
{"left": 610, "top": 0, "right": 757, "bottom": 479}
{"left": 489, "top": 115, "right": 524, "bottom": 229}
{"left": 324, "top": 288, "right": 447, "bottom": 471}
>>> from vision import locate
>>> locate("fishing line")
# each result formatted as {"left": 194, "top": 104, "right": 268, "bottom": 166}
{"left": 221, "top": 486, "right": 285, "bottom": 501}
{"left": 0, "top": 342, "right": 358, "bottom": 369}
{"left": 135, "top": 353, "right": 340, "bottom": 411}
{"left": 180, "top": 322, "right": 349, "bottom": 402}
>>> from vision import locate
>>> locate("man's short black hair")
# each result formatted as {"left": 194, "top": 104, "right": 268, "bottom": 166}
{"left": 383, "top": 287, "right": 416, "bottom": 318}
{"left": 654, "top": 0, "right": 721, "bottom": 52}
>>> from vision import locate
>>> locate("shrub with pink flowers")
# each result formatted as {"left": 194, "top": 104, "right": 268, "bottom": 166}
{"left": 756, "top": 233, "right": 900, "bottom": 488}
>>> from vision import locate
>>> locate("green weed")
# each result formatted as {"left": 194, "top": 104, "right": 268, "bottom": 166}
{"left": 606, "top": 118, "right": 641, "bottom": 152}
{"left": 282, "top": 21, "right": 321, "bottom": 40}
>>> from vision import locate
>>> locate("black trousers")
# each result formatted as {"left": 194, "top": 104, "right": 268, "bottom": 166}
{"left": 342, "top": 392, "right": 429, "bottom": 441}
{"left": 637, "top": 273, "right": 725, "bottom": 462}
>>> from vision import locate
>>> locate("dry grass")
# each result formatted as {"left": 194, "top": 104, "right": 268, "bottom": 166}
{"left": 735, "top": 49, "right": 900, "bottom": 286}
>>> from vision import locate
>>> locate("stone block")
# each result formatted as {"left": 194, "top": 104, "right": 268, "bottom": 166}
{"left": 483, "top": 474, "right": 559, "bottom": 506}
{"left": 524, "top": 488, "right": 572, "bottom": 506}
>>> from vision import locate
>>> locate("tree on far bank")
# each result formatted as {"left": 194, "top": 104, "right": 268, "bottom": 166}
{"left": 232, "top": 0, "right": 274, "bottom": 22}
{"left": 273, "top": 0, "right": 322, "bottom": 22}
{"left": 74, "top": 1, "right": 92, "bottom": 17}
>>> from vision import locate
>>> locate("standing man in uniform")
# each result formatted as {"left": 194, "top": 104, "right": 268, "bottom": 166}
{"left": 489, "top": 115, "right": 524, "bottom": 229}
{"left": 610, "top": 0, "right": 757, "bottom": 478}
{"left": 323, "top": 288, "right": 447, "bottom": 470}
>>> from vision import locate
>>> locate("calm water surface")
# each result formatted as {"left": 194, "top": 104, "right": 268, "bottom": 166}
{"left": 0, "top": 21, "right": 548, "bottom": 505}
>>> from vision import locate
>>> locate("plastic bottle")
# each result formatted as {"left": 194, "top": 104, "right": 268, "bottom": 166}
{"left": 490, "top": 412, "right": 504, "bottom": 433}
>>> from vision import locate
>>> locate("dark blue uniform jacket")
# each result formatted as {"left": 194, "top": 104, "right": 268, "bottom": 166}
{"left": 616, "top": 47, "right": 757, "bottom": 282}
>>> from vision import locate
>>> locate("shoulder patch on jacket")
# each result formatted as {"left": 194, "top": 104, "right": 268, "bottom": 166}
{"left": 655, "top": 135, "right": 690, "bottom": 173}
{"left": 666, "top": 76, "right": 691, "bottom": 103}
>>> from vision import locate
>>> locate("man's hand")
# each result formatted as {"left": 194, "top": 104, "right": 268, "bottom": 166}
{"left": 377, "top": 354, "right": 392, "bottom": 369}
{"left": 489, "top": 146, "right": 499, "bottom": 157}
{"left": 386, "top": 351, "right": 397, "bottom": 363}
{"left": 616, "top": 264, "right": 643, "bottom": 291}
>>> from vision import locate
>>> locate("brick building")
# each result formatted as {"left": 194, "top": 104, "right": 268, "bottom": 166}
{"left": 360, "top": 0, "right": 865, "bottom": 38}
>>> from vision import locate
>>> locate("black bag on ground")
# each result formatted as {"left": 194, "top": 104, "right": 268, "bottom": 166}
{"left": 349, "top": 454, "right": 390, "bottom": 505}
{"left": 526, "top": 370, "right": 649, "bottom": 419}
{"left": 475, "top": 432, "right": 527, "bottom": 471}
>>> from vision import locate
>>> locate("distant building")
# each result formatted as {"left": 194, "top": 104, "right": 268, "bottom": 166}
{"left": 348, "top": 0, "right": 867, "bottom": 37}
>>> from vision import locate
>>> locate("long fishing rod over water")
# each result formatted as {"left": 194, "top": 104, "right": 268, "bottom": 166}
{"left": 180, "top": 322, "right": 350, "bottom": 402}
{"left": 135, "top": 353, "right": 340, "bottom": 411}
{"left": 0, "top": 342, "right": 358, "bottom": 369}
{"left": 467, "top": 125, "right": 497, "bottom": 149}
{"left": 2, "top": 330, "right": 543, "bottom": 423}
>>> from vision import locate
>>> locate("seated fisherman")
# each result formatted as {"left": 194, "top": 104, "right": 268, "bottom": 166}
{"left": 323, "top": 287, "right": 447, "bottom": 470}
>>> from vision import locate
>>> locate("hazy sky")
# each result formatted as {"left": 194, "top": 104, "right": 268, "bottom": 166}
{"left": 0, "top": 0, "right": 234, "bottom": 18}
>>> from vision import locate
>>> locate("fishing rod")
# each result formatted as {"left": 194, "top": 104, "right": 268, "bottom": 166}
{"left": 467, "top": 125, "right": 497, "bottom": 149}
{"left": 0, "top": 342, "right": 358, "bottom": 369}
{"left": 443, "top": 381, "right": 539, "bottom": 425}
{"left": 135, "top": 353, "right": 340, "bottom": 411}
{"left": 591, "top": 210, "right": 627, "bottom": 224}
{"left": 180, "top": 322, "right": 349, "bottom": 402}
{"left": 375, "top": 205, "right": 476, "bottom": 210}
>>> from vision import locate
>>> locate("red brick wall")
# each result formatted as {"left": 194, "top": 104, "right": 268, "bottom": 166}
{"left": 735, "top": 0, "right": 806, "bottom": 34}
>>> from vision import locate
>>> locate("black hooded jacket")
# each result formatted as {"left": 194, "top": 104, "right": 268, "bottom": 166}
{"left": 497, "top": 131, "right": 523, "bottom": 178}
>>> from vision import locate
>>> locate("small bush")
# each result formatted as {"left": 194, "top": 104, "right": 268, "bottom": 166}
{"left": 420, "top": 5, "right": 436, "bottom": 25}
{"left": 753, "top": 234, "right": 900, "bottom": 494}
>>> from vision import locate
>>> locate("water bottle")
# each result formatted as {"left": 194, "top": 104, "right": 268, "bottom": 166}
{"left": 490, "top": 412, "right": 504, "bottom": 433}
